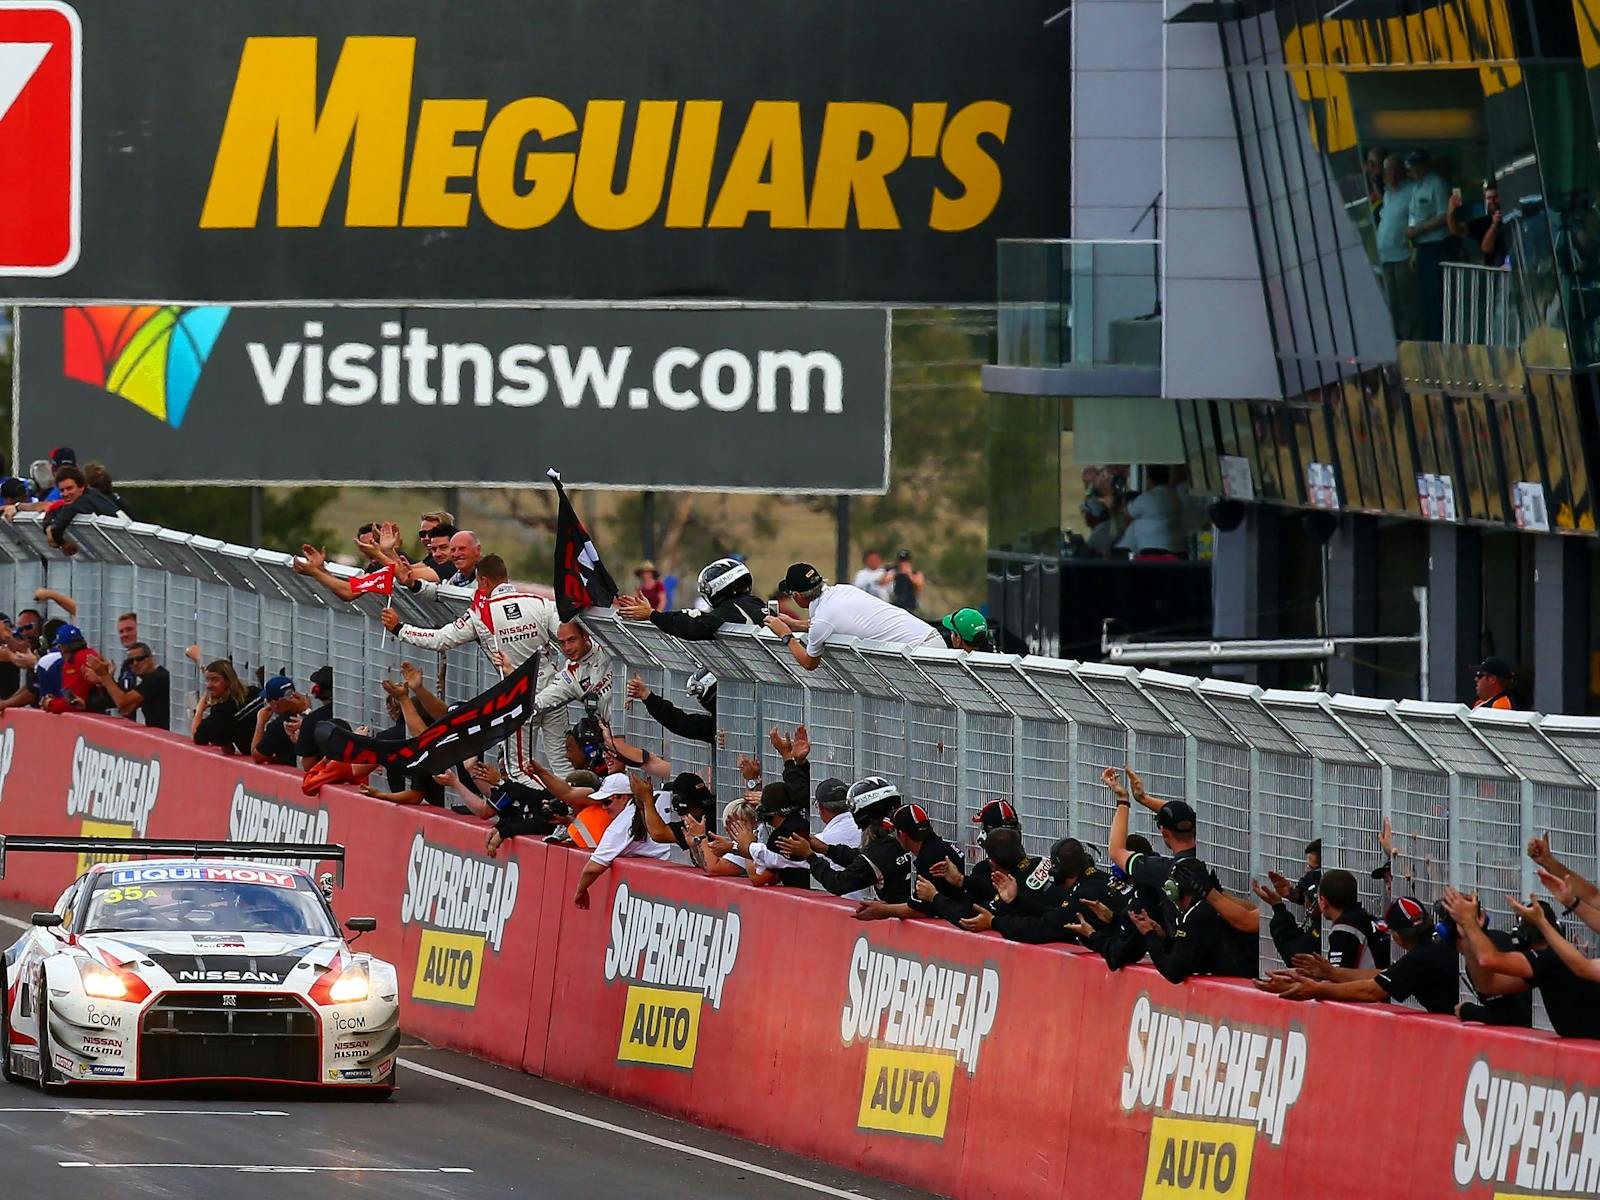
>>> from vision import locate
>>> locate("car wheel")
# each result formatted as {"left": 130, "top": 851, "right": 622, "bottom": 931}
{"left": 37, "top": 1010, "right": 64, "bottom": 1090}
{"left": 0, "top": 995, "right": 19, "bottom": 1085}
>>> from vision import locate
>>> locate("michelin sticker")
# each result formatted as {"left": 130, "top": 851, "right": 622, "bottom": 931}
{"left": 840, "top": 936, "right": 1000, "bottom": 1140}
{"left": 603, "top": 881, "right": 741, "bottom": 1070}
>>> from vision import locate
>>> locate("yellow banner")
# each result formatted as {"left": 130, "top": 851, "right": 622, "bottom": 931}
{"left": 855, "top": 1047, "right": 955, "bottom": 1140}
{"left": 76, "top": 820, "right": 133, "bottom": 875}
{"left": 411, "top": 928, "right": 485, "bottom": 1006}
{"left": 616, "top": 985, "right": 703, "bottom": 1070}
{"left": 1141, "top": 1117, "right": 1255, "bottom": 1200}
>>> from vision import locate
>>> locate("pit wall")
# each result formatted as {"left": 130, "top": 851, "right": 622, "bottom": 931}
{"left": 0, "top": 711, "right": 1592, "bottom": 1200}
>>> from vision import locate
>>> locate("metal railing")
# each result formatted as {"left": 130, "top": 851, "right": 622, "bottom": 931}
{"left": 7, "top": 514, "right": 1599, "bottom": 983}
{"left": 1442, "top": 261, "right": 1524, "bottom": 347}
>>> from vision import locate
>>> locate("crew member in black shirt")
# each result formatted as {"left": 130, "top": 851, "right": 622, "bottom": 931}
{"left": 294, "top": 666, "right": 341, "bottom": 768}
{"left": 1260, "top": 895, "right": 1459, "bottom": 1014}
{"left": 626, "top": 669, "right": 717, "bottom": 744}
{"left": 993, "top": 837, "right": 1131, "bottom": 946}
{"left": 917, "top": 799, "right": 1023, "bottom": 923}
{"left": 852, "top": 803, "right": 965, "bottom": 922}
{"left": 1257, "top": 840, "right": 1322, "bottom": 964}
{"left": 615, "top": 557, "right": 766, "bottom": 641}
{"left": 780, "top": 777, "right": 915, "bottom": 903}
{"left": 1449, "top": 891, "right": 1600, "bottom": 1039}
{"left": 1141, "top": 858, "right": 1257, "bottom": 982}
{"left": 926, "top": 826, "right": 1040, "bottom": 928}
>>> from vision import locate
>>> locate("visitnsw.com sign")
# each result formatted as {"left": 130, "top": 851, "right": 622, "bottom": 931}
{"left": 15, "top": 305, "right": 890, "bottom": 490}
{"left": 0, "top": 0, "right": 1069, "bottom": 303}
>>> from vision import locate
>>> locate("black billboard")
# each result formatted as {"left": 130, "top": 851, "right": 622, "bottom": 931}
{"left": 0, "top": 0, "right": 1069, "bottom": 303}
{"left": 15, "top": 305, "right": 890, "bottom": 490}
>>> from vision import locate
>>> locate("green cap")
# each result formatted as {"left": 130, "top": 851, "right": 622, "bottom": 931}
{"left": 941, "top": 608, "right": 989, "bottom": 643}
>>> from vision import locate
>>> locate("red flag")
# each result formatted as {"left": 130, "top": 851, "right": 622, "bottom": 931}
{"left": 349, "top": 563, "right": 396, "bottom": 597}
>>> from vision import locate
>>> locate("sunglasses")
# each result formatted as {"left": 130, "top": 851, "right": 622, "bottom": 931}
{"left": 127, "top": 654, "right": 150, "bottom": 664}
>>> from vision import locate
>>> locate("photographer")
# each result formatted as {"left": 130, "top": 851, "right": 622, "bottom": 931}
{"left": 626, "top": 668, "right": 716, "bottom": 745}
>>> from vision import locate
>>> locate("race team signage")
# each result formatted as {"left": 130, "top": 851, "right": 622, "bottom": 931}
{"left": 16, "top": 305, "right": 891, "bottom": 490}
{"left": 0, "top": 0, "right": 1069, "bottom": 303}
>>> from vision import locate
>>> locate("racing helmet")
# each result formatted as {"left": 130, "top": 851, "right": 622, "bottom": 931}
{"left": 847, "top": 776, "right": 900, "bottom": 829}
{"left": 686, "top": 667, "right": 718, "bottom": 708}
{"left": 698, "top": 557, "right": 753, "bottom": 606}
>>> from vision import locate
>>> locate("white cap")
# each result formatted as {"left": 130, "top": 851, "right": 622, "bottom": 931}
{"left": 591, "top": 773, "right": 632, "bottom": 802}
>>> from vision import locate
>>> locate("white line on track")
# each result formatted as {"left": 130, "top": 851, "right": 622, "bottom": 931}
{"left": 399, "top": 1057, "right": 882, "bottom": 1199}
{"left": 59, "top": 1163, "right": 473, "bottom": 1173}
{"left": 3, "top": 1108, "right": 288, "bottom": 1117}
{"left": 0, "top": 913, "right": 31, "bottom": 931}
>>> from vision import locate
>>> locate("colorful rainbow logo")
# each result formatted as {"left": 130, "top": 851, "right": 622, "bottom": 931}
{"left": 61, "top": 305, "right": 231, "bottom": 428}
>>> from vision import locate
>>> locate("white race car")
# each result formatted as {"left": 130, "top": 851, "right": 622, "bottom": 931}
{"left": 0, "top": 838, "right": 399, "bottom": 1095}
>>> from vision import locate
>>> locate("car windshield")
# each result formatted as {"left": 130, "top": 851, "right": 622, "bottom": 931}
{"left": 81, "top": 871, "right": 336, "bottom": 937}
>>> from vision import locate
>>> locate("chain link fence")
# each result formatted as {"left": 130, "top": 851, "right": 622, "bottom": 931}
{"left": 12, "top": 516, "right": 1600, "bottom": 967}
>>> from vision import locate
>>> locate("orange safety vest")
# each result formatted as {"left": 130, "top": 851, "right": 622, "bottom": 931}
{"left": 568, "top": 804, "right": 615, "bottom": 850}
{"left": 1472, "top": 693, "right": 1513, "bottom": 711}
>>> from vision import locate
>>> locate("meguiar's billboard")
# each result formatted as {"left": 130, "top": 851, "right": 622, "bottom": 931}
{"left": 0, "top": 0, "right": 1069, "bottom": 303}
{"left": 15, "top": 304, "right": 890, "bottom": 490}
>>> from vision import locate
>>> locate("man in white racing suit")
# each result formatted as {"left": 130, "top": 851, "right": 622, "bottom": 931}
{"left": 536, "top": 620, "right": 614, "bottom": 722}
{"left": 380, "top": 554, "right": 569, "bottom": 780}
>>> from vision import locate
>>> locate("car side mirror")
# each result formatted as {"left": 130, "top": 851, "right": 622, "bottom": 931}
{"left": 30, "top": 912, "right": 62, "bottom": 927}
{"left": 345, "top": 917, "right": 377, "bottom": 933}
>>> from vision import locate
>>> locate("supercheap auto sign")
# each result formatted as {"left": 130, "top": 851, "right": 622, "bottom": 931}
{"left": 0, "top": 0, "right": 1069, "bottom": 303}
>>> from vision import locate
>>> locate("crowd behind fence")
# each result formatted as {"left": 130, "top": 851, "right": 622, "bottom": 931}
{"left": 6, "top": 515, "right": 1598, "bottom": 962}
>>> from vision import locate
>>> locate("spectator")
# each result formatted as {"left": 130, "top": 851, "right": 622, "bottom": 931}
{"left": 1528, "top": 830, "right": 1600, "bottom": 937}
{"left": 776, "top": 767, "right": 872, "bottom": 901}
{"left": 1259, "top": 895, "right": 1459, "bottom": 1013}
{"left": 192, "top": 659, "right": 258, "bottom": 755}
{"left": 889, "top": 549, "right": 924, "bottom": 612}
{"left": 1375, "top": 154, "right": 1421, "bottom": 339}
{"left": 1076, "top": 832, "right": 1167, "bottom": 970}
{"left": 294, "top": 666, "right": 340, "bottom": 769}
{"left": 533, "top": 620, "right": 614, "bottom": 721}
{"left": 626, "top": 668, "right": 716, "bottom": 745}
{"left": 438, "top": 530, "right": 483, "bottom": 588}
{"left": 728, "top": 726, "right": 817, "bottom": 888}
{"left": 1447, "top": 181, "right": 1507, "bottom": 268}
{"left": 292, "top": 544, "right": 362, "bottom": 603}
{"left": 83, "top": 462, "right": 130, "bottom": 514}
{"left": 251, "top": 675, "right": 311, "bottom": 766}
{"left": 852, "top": 803, "right": 966, "bottom": 922}
{"left": 383, "top": 553, "right": 566, "bottom": 778}
{"left": 0, "top": 615, "right": 23, "bottom": 705}
{"left": 1255, "top": 839, "right": 1322, "bottom": 964}
{"left": 572, "top": 773, "right": 676, "bottom": 909}
{"left": 777, "top": 776, "right": 917, "bottom": 904}
{"left": 695, "top": 798, "right": 759, "bottom": 879}
{"left": 765, "top": 562, "right": 942, "bottom": 670}
{"left": 1471, "top": 657, "right": 1515, "bottom": 710}
{"left": 616, "top": 556, "right": 765, "bottom": 640}
{"left": 1139, "top": 857, "right": 1257, "bottom": 983}
{"left": 82, "top": 642, "right": 169, "bottom": 730}
{"left": 1455, "top": 893, "right": 1534, "bottom": 1029}
{"left": 918, "top": 799, "right": 1024, "bottom": 924}
{"left": 111, "top": 612, "right": 139, "bottom": 690}
{"left": 413, "top": 522, "right": 457, "bottom": 582}
{"left": 1115, "top": 466, "right": 1185, "bottom": 559}
{"left": 43, "top": 465, "right": 123, "bottom": 554}
{"left": 631, "top": 772, "right": 721, "bottom": 865}
{"left": 852, "top": 550, "right": 893, "bottom": 600}
{"left": 1445, "top": 890, "right": 1600, "bottom": 1039}
{"left": 634, "top": 561, "right": 666, "bottom": 611}
{"left": 1404, "top": 148, "right": 1452, "bottom": 340}
{"left": 940, "top": 608, "right": 991, "bottom": 652}
{"left": 992, "top": 837, "right": 1131, "bottom": 946}
{"left": 1293, "top": 868, "right": 1389, "bottom": 971}
{"left": 1364, "top": 144, "right": 1388, "bottom": 212}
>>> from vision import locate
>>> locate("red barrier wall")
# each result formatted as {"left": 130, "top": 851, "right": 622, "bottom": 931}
{"left": 3, "top": 710, "right": 1599, "bottom": 1200}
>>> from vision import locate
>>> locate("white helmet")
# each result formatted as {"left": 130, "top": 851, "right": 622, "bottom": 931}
{"left": 686, "top": 667, "right": 718, "bottom": 703}
{"left": 697, "top": 557, "right": 753, "bottom": 606}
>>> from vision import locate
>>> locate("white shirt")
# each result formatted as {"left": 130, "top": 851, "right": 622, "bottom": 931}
{"left": 589, "top": 791, "right": 677, "bottom": 868}
{"left": 1116, "top": 485, "right": 1184, "bottom": 556}
{"left": 803, "top": 585, "right": 944, "bottom": 657}
{"left": 813, "top": 811, "right": 870, "bottom": 901}
{"left": 852, "top": 566, "right": 892, "bottom": 602}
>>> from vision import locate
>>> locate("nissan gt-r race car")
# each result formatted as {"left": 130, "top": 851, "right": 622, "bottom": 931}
{"left": 0, "top": 837, "right": 399, "bottom": 1096}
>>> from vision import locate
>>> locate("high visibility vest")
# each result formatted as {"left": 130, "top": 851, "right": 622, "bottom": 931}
{"left": 568, "top": 804, "right": 614, "bottom": 850}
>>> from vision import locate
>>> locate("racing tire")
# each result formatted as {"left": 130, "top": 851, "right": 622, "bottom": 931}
{"left": 37, "top": 1010, "right": 65, "bottom": 1091}
{"left": 0, "top": 977, "right": 20, "bottom": 1085}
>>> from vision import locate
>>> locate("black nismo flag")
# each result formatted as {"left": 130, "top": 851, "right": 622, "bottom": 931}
{"left": 318, "top": 651, "right": 541, "bottom": 775}
{"left": 549, "top": 467, "right": 619, "bottom": 621}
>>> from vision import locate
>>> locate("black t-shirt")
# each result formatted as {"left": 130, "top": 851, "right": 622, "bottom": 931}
{"left": 1524, "top": 947, "right": 1600, "bottom": 1039}
{"left": 1126, "top": 846, "right": 1197, "bottom": 892}
{"left": 764, "top": 814, "right": 812, "bottom": 888}
{"left": 1466, "top": 214, "right": 1508, "bottom": 267}
{"left": 1146, "top": 900, "right": 1256, "bottom": 983}
{"left": 256, "top": 712, "right": 299, "bottom": 766}
{"left": 131, "top": 666, "right": 171, "bottom": 730}
{"left": 294, "top": 702, "right": 337, "bottom": 760}
{"left": 1327, "top": 905, "right": 1389, "bottom": 970}
{"left": 0, "top": 660, "right": 19, "bottom": 704}
{"left": 195, "top": 692, "right": 258, "bottom": 755}
{"left": 1375, "top": 939, "right": 1459, "bottom": 1014}
{"left": 1460, "top": 929, "right": 1532, "bottom": 1027}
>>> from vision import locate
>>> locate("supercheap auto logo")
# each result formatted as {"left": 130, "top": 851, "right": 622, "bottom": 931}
{"left": 838, "top": 936, "right": 1000, "bottom": 1141}
{"left": 61, "top": 305, "right": 231, "bottom": 428}
{"left": 602, "top": 881, "right": 741, "bottom": 1071}
{"left": 399, "top": 833, "right": 519, "bottom": 1007}
{"left": 1454, "top": 1058, "right": 1600, "bottom": 1198}
{"left": 228, "top": 783, "right": 330, "bottom": 875}
{"left": 1121, "top": 995, "right": 1306, "bottom": 1199}
{"left": 65, "top": 735, "right": 160, "bottom": 873}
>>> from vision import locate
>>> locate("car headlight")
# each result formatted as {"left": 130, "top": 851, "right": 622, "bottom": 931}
{"left": 327, "top": 968, "right": 370, "bottom": 1004}
{"left": 78, "top": 961, "right": 129, "bottom": 1000}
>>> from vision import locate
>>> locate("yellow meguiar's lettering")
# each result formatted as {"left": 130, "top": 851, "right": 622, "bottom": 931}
{"left": 199, "top": 37, "right": 1015, "bottom": 233}
{"left": 201, "top": 36, "right": 416, "bottom": 228}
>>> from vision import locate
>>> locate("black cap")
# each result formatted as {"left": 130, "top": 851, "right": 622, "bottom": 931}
{"left": 1305, "top": 838, "right": 1321, "bottom": 856}
{"left": 891, "top": 803, "right": 933, "bottom": 837}
{"left": 896, "top": 549, "right": 912, "bottom": 561}
{"left": 670, "top": 772, "right": 712, "bottom": 812}
{"left": 49, "top": 446, "right": 76, "bottom": 467}
{"left": 1475, "top": 657, "right": 1513, "bottom": 682}
{"left": 778, "top": 563, "right": 824, "bottom": 594}
{"left": 1155, "top": 801, "right": 1197, "bottom": 834}
{"left": 1383, "top": 895, "right": 1428, "bottom": 932}
{"left": 1404, "top": 147, "right": 1431, "bottom": 166}
{"left": 310, "top": 665, "right": 333, "bottom": 698}
{"left": 814, "top": 777, "right": 848, "bottom": 808}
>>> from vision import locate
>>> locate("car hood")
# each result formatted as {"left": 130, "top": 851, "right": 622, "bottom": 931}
{"left": 82, "top": 930, "right": 344, "bottom": 989}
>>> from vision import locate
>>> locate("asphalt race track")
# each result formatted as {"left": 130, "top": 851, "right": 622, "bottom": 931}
{"left": 0, "top": 901, "right": 934, "bottom": 1200}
